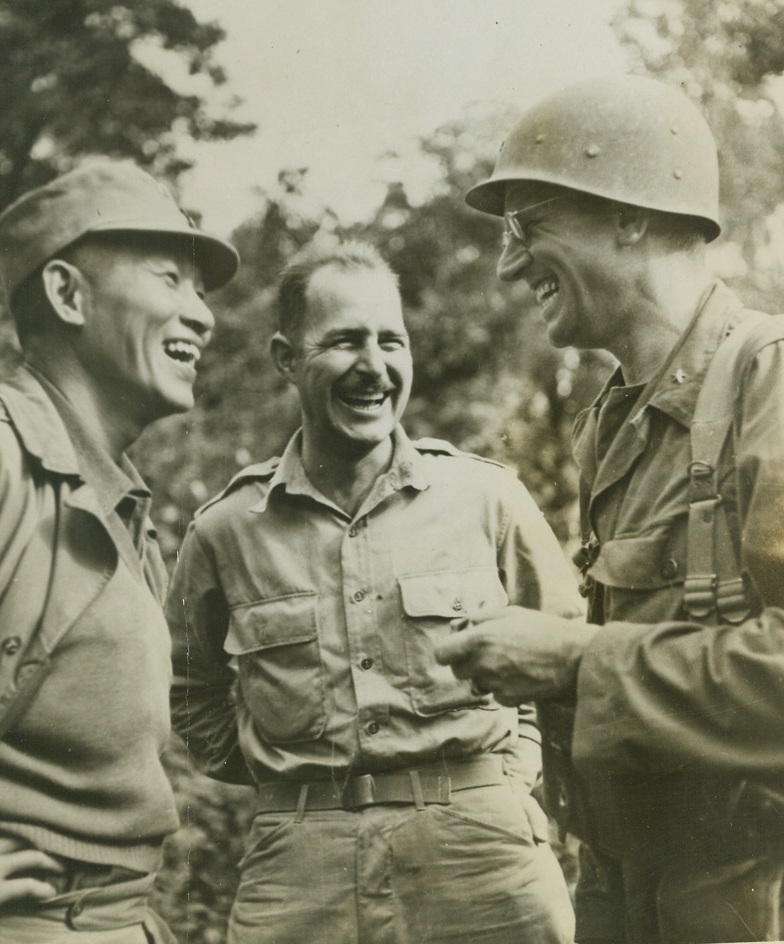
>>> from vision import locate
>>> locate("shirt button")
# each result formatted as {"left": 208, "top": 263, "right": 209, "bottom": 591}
{"left": 366, "top": 721, "right": 380, "bottom": 735}
{"left": 353, "top": 590, "right": 366, "bottom": 603}
{"left": 1, "top": 636, "right": 22, "bottom": 655}
{"left": 452, "top": 598, "right": 463, "bottom": 612}
{"left": 661, "top": 558, "right": 679, "bottom": 580}
{"left": 360, "top": 657, "right": 373, "bottom": 670}
{"left": 348, "top": 526, "right": 359, "bottom": 538}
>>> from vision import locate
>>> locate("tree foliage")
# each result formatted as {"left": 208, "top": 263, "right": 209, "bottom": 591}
{"left": 0, "top": 0, "right": 255, "bottom": 209}
{"left": 614, "top": 0, "right": 784, "bottom": 309}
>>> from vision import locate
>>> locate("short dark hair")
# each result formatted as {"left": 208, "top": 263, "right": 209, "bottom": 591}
{"left": 645, "top": 209, "right": 710, "bottom": 253}
{"left": 9, "top": 264, "right": 52, "bottom": 344}
{"left": 9, "top": 237, "right": 86, "bottom": 345}
{"left": 277, "top": 240, "right": 398, "bottom": 340}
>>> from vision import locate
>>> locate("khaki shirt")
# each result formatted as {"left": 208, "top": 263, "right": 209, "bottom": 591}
{"left": 166, "top": 428, "right": 583, "bottom": 787}
{"left": 572, "top": 281, "right": 784, "bottom": 780}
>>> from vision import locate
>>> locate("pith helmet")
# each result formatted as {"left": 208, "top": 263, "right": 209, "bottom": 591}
{"left": 0, "top": 160, "right": 240, "bottom": 298}
{"left": 466, "top": 75, "right": 720, "bottom": 241}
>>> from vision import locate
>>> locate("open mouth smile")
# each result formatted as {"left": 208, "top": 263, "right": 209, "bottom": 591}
{"left": 163, "top": 339, "right": 201, "bottom": 366}
{"left": 337, "top": 390, "right": 391, "bottom": 411}
{"left": 534, "top": 278, "right": 559, "bottom": 305}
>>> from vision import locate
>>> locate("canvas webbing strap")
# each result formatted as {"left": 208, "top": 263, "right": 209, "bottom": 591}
{"left": 685, "top": 312, "right": 784, "bottom": 623}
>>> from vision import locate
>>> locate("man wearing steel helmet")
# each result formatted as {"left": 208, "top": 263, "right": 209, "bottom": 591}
{"left": 0, "top": 160, "right": 238, "bottom": 942}
{"left": 436, "top": 75, "right": 784, "bottom": 943}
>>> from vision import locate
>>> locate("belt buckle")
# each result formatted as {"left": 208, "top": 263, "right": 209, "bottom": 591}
{"left": 342, "top": 773, "right": 376, "bottom": 809}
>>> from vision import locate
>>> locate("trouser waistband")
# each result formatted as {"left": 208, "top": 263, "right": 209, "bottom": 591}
{"left": 255, "top": 754, "right": 507, "bottom": 815}
{"left": 8, "top": 872, "right": 157, "bottom": 932}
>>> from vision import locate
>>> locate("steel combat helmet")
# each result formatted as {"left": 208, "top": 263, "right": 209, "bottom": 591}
{"left": 466, "top": 75, "right": 720, "bottom": 241}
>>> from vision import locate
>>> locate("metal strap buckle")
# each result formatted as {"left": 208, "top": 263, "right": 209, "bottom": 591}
{"left": 342, "top": 773, "right": 376, "bottom": 810}
{"left": 688, "top": 460, "right": 717, "bottom": 502}
{"left": 683, "top": 573, "right": 717, "bottom": 618}
{"left": 716, "top": 576, "right": 750, "bottom": 624}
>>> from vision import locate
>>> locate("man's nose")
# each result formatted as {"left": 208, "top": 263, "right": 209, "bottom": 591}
{"left": 496, "top": 235, "right": 533, "bottom": 282}
{"left": 356, "top": 339, "right": 386, "bottom": 377}
{"left": 183, "top": 291, "right": 215, "bottom": 337}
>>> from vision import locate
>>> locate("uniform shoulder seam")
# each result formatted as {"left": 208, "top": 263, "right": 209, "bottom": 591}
{"left": 194, "top": 458, "right": 280, "bottom": 517}
{"left": 413, "top": 437, "right": 512, "bottom": 472}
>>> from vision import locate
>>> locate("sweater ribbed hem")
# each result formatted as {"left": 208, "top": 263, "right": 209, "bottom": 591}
{"left": 0, "top": 822, "right": 165, "bottom": 873}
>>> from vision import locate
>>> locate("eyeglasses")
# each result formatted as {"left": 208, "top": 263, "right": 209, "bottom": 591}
{"left": 503, "top": 195, "right": 570, "bottom": 246}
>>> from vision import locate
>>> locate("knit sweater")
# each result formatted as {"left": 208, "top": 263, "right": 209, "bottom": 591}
{"left": 0, "top": 368, "right": 179, "bottom": 872}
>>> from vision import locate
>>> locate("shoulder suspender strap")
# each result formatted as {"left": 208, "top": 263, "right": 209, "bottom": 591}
{"left": 685, "top": 312, "right": 784, "bottom": 623}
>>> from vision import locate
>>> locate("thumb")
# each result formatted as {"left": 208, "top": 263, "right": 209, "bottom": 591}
{"left": 434, "top": 627, "right": 477, "bottom": 666}
{"left": 463, "top": 606, "right": 509, "bottom": 626}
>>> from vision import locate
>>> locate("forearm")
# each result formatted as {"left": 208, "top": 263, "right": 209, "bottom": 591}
{"left": 573, "top": 609, "right": 784, "bottom": 776}
{"left": 166, "top": 522, "right": 253, "bottom": 785}
{"left": 170, "top": 666, "right": 252, "bottom": 785}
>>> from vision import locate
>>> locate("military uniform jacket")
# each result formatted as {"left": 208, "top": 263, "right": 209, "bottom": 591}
{"left": 569, "top": 280, "right": 784, "bottom": 856}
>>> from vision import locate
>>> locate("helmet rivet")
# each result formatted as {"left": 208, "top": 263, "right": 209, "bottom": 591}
{"left": 673, "top": 168, "right": 683, "bottom": 180}
{"left": 536, "top": 133, "right": 545, "bottom": 144}
{"left": 670, "top": 125, "right": 679, "bottom": 135}
{"left": 585, "top": 144, "right": 600, "bottom": 158}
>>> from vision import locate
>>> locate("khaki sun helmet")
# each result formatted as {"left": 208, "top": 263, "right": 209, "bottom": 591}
{"left": 466, "top": 75, "right": 720, "bottom": 241}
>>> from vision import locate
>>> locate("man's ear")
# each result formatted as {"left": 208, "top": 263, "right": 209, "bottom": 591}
{"left": 614, "top": 204, "right": 650, "bottom": 247}
{"left": 41, "top": 259, "right": 87, "bottom": 328}
{"left": 270, "top": 331, "right": 298, "bottom": 381}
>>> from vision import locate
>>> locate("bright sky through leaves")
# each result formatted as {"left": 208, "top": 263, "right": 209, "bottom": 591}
{"left": 176, "top": 0, "right": 628, "bottom": 234}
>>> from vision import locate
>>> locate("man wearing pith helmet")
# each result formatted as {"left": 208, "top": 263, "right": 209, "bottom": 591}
{"left": 437, "top": 75, "right": 784, "bottom": 943}
{"left": 0, "top": 160, "right": 238, "bottom": 941}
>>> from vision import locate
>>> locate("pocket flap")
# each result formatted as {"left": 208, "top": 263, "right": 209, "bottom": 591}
{"left": 589, "top": 523, "right": 686, "bottom": 590}
{"left": 398, "top": 569, "right": 508, "bottom": 618}
{"left": 225, "top": 592, "right": 318, "bottom": 655}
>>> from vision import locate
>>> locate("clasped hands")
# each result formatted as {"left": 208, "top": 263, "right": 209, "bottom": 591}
{"left": 434, "top": 606, "right": 599, "bottom": 705}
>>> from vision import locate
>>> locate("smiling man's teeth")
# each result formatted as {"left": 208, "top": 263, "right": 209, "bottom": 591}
{"left": 535, "top": 279, "right": 559, "bottom": 304}
{"left": 163, "top": 340, "right": 200, "bottom": 364}
{"left": 340, "top": 392, "right": 387, "bottom": 409}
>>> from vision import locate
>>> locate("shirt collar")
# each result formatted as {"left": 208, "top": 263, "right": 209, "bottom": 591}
{"left": 253, "top": 426, "right": 429, "bottom": 515}
{"left": 639, "top": 280, "right": 746, "bottom": 429}
{"left": 0, "top": 364, "right": 82, "bottom": 476}
{"left": 587, "top": 280, "right": 746, "bottom": 433}
{"left": 11, "top": 365, "right": 149, "bottom": 518}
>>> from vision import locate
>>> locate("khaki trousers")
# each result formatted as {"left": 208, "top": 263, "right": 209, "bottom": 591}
{"left": 229, "top": 782, "right": 575, "bottom": 944}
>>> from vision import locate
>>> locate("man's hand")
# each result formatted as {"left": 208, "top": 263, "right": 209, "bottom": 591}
{"left": 434, "top": 606, "right": 599, "bottom": 705}
{"left": 0, "top": 838, "right": 63, "bottom": 907}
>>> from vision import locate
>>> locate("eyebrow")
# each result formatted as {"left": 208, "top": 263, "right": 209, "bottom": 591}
{"left": 321, "top": 327, "right": 407, "bottom": 340}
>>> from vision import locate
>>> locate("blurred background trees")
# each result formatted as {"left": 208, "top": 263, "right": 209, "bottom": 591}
{"left": 0, "top": 0, "right": 255, "bottom": 204}
{"left": 0, "top": 0, "right": 783, "bottom": 940}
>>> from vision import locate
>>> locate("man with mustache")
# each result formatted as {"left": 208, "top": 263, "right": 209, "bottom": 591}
{"left": 437, "top": 75, "right": 784, "bottom": 943}
{"left": 166, "top": 239, "right": 583, "bottom": 943}
{"left": 0, "top": 161, "right": 238, "bottom": 942}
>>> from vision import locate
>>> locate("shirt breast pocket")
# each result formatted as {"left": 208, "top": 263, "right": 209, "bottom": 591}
{"left": 398, "top": 569, "right": 508, "bottom": 716}
{"left": 588, "top": 518, "right": 689, "bottom": 620}
{"left": 225, "top": 592, "right": 326, "bottom": 744}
